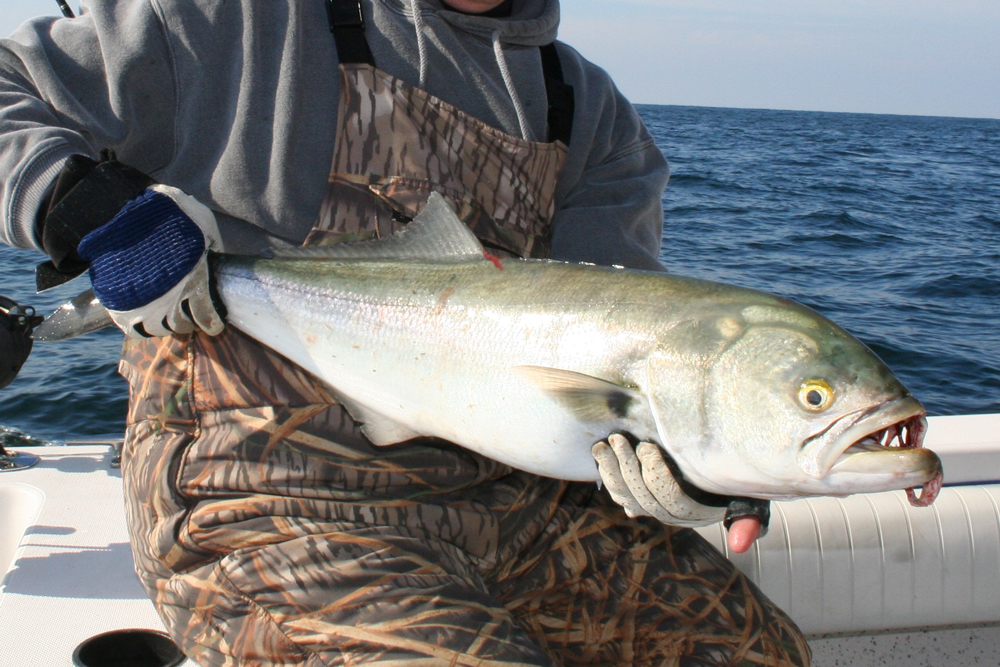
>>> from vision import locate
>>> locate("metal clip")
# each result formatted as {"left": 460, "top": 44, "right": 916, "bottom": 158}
{"left": 0, "top": 445, "right": 40, "bottom": 472}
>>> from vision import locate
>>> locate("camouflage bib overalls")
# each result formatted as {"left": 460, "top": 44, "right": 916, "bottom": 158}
{"left": 118, "top": 2, "right": 809, "bottom": 664}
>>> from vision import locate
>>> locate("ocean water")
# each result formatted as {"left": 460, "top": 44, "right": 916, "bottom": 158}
{"left": 0, "top": 105, "right": 997, "bottom": 443}
{"left": 643, "top": 106, "right": 999, "bottom": 420}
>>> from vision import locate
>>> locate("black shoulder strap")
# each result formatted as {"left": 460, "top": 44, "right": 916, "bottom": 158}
{"left": 540, "top": 42, "right": 574, "bottom": 146}
{"left": 326, "top": 0, "right": 376, "bottom": 66}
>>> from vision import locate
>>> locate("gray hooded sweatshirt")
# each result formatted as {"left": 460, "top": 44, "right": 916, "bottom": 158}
{"left": 0, "top": 0, "right": 669, "bottom": 270}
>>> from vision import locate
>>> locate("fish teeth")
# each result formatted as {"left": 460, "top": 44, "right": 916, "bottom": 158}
{"left": 849, "top": 413, "right": 930, "bottom": 456}
{"left": 852, "top": 437, "right": 885, "bottom": 453}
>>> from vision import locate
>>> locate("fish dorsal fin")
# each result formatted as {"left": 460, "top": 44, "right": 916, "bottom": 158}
{"left": 515, "top": 366, "right": 639, "bottom": 422}
{"left": 272, "top": 192, "right": 485, "bottom": 262}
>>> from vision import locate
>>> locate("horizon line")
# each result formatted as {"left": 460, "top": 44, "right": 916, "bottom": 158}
{"left": 631, "top": 102, "right": 1000, "bottom": 123}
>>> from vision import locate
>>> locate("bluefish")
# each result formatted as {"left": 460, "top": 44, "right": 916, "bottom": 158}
{"left": 37, "top": 194, "right": 943, "bottom": 506}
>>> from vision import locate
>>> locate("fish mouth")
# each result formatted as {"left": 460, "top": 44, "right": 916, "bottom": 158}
{"left": 798, "top": 397, "right": 943, "bottom": 507}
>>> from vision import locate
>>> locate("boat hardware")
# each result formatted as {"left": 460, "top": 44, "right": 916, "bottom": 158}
{"left": 0, "top": 448, "right": 40, "bottom": 471}
{"left": 73, "top": 629, "right": 184, "bottom": 667}
{"left": 0, "top": 295, "right": 42, "bottom": 390}
{"left": 0, "top": 295, "right": 44, "bottom": 470}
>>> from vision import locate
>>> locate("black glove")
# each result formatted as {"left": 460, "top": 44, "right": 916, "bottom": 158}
{"left": 35, "top": 151, "right": 154, "bottom": 291}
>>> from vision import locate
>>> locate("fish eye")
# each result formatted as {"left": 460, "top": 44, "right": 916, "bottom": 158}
{"left": 798, "top": 379, "right": 834, "bottom": 412}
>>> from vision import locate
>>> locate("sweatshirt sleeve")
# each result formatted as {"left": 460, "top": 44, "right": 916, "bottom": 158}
{"left": 548, "top": 44, "right": 669, "bottom": 272}
{"left": 0, "top": 3, "right": 176, "bottom": 251}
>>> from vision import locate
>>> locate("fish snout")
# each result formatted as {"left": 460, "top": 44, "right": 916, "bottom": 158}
{"left": 805, "top": 408, "right": 944, "bottom": 506}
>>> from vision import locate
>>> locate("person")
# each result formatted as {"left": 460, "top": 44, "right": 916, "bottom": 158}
{"left": 0, "top": 0, "right": 809, "bottom": 664}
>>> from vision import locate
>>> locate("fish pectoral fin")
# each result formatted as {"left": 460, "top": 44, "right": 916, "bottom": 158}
{"left": 515, "top": 366, "right": 637, "bottom": 422}
{"left": 339, "top": 396, "right": 424, "bottom": 446}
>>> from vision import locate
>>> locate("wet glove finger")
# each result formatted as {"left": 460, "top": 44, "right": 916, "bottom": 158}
{"left": 635, "top": 441, "right": 726, "bottom": 526}
{"left": 592, "top": 438, "right": 648, "bottom": 519}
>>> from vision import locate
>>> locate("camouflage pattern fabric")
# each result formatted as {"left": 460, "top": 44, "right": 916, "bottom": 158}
{"left": 119, "top": 330, "right": 809, "bottom": 666}
{"left": 117, "top": 61, "right": 810, "bottom": 666}
{"left": 309, "top": 64, "right": 565, "bottom": 259}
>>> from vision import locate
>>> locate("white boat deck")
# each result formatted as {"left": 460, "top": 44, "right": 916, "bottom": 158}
{"left": 2, "top": 415, "right": 999, "bottom": 665}
{"left": 0, "top": 444, "right": 196, "bottom": 666}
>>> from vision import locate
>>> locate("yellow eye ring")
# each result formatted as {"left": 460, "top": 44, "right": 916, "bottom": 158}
{"left": 799, "top": 379, "right": 835, "bottom": 412}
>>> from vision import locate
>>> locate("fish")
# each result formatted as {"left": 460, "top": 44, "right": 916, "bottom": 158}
{"left": 38, "top": 193, "right": 943, "bottom": 506}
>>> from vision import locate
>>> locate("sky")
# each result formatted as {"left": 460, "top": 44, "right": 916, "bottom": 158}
{"left": 1, "top": 0, "right": 998, "bottom": 119}
{"left": 559, "top": 0, "right": 1000, "bottom": 119}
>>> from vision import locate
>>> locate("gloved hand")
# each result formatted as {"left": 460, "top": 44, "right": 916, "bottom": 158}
{"left": 77, "top": 184, "right": 226, "bottom": 337}
{"left": 593, "top": 434, "right": 771, "bottom": 553}
{"left": 593, "top": 434, "right": 726, "bottom": 527}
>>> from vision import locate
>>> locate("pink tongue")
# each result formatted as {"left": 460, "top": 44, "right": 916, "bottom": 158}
{"left": 727, "top": 517, "right": 762, "bottom": 554}
{"left": 906, "top": 470, "right": 944, "bottom": 507}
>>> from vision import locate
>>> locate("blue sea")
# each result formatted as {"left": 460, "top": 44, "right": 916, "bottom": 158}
{"left": 1, "top": 105, "right": 998, "bottom": 443}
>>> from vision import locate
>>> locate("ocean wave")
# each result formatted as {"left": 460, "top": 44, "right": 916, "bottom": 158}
{"left": 794, "top": 209, "right": 881, "bottom": 231}
{"left": 667, "top": 172, "right": 753, "bottom": 192}
{"left": 909, "top": 274, "right": 1000, "bottom": 300}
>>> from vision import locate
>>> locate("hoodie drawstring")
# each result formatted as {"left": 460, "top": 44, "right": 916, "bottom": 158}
{"left": 407, "top": 0, "right": 532, "bottom": 141}
{"left": 492, "top": 29, "right": 532, "bottom": 141}
{"left": 411, "top": 0, "right": 430, "bottom": 87}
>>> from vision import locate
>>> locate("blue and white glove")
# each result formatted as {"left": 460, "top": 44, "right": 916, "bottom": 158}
{"left": 77, "top": 185, "right": 225, "bottom": 337}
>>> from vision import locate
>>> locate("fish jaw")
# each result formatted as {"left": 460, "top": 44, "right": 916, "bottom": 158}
{"left": 797, "top": 396, "right": 942, "bottom": 505}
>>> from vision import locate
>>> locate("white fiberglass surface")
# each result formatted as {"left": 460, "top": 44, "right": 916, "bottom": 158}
{"left": 923, "top": 413, "right": 1000, "bottom": 485}
{"left": 0, "top": 482, "right": 44, "bottom": 580}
